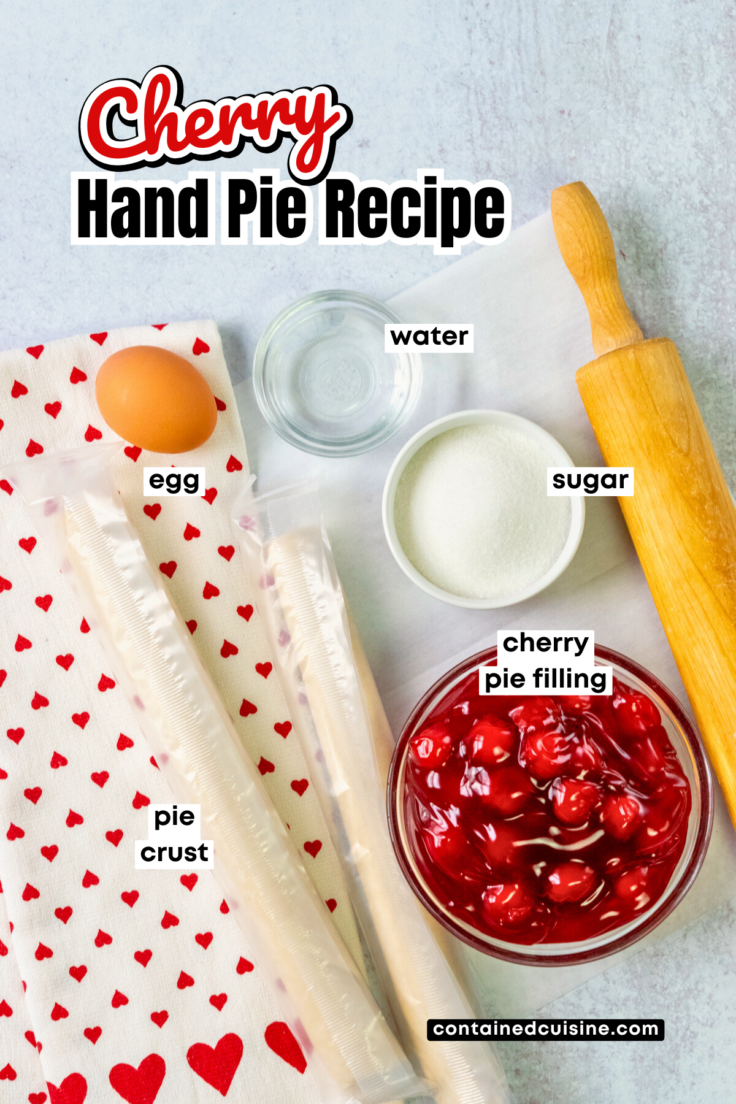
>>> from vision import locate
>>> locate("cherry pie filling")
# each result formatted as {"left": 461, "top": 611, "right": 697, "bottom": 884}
{"left": 403, "top": 674, "right": 691, "bottom": 945}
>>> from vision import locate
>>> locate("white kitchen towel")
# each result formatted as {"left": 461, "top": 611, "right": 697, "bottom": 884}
{"left": 0, "top": 322, "right": 361, "bottom": 1103}
{"left": 237, "top": 210, "right": 736, "bottom": 1018}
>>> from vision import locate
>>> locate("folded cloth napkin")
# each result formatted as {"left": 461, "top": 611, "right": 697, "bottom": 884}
{"left": 0, "top": 322, "right": 360, "bottom": 1102}
{"left": 382, "top": 213, "right": 736, "bottom": 1013}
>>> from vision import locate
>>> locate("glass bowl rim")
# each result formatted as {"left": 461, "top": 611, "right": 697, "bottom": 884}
{"left": 252, "top": 289, "right": 423, "bottom": 457}
{"left": 386, "top": 643, "right": 714, "bottom": 967}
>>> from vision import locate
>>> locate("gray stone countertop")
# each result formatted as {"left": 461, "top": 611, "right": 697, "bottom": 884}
{"left": 2, "top": 2, "right": 736, "bottom": 1100}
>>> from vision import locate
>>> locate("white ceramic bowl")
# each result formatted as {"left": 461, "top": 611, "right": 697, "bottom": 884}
{"left": 381, "top": 409, "right": 585, "bottom": 609}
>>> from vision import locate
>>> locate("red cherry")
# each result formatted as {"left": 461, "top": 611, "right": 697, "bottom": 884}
{"left": 564, "top": 695, "right": 593, "bottom": 715}
{"left": 409, "top": 724, "right": 454, "bottom": 769}
{"left": 475, "top": 822, "right": 516, "bottom": 868}
{"left": 614, "top": 865, "right": 651, "bottom": 906}
{"left": 463, "top": 717, "right": 516, "bottom": 767}
{"left": 462, "top": 765, "right": 533, "bottom": 815}
{"left": 546, "top": 861, "right": 596, "bottom": 903}
{"left": 421, "top": 759, "right": 465, "bottom": 808}
{"left": 481, "top": 883, "right": 534, "bottom": 927}
{"left": 509, "top": 697, "right": 562, "bottom": 734}
{"left": 629, "top": 729, "right": 669, "bottom": 782}
{"left": 635, "top": 789, "right": 688, "bottom": 856}
{"left": 520, "top": 729, "right": 573, "bottom": 780}
{"left": 447, "top": 699, "right": 475, "bottom": 738}
{"left": 613, "top": 683, "right": 661, "bottom": 739}
{"left": 550, "top": 778, "right": 601, "bottom": 826}
{"left": 570, "top": 731, "right": 606, "bottom": 776}
{"left": 421, "top": 823, "right": 471, "bottom": 875}
{"left": 600, "top": 792, "right": 642, "bottom": 840}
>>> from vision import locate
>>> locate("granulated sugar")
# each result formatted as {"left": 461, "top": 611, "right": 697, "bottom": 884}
{"left": 393, "top": 423, "right": 571, "bottom": 599}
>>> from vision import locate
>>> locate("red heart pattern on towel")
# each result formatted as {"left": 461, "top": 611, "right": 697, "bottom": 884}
{"left": 0, "top": 324, "right": 345, "bottom": 1104}
{"left": 186, "top": 1033, "right": 243, "bottom": 1095}
{"left": 108, "top": 1053, "right": 165, "bottom": 1104}
{"left": 264, "top": 1022, "right": 307, "bottom": 1074}
{"left": 46, "top": 1072, "right": 87, "bottom": 1103}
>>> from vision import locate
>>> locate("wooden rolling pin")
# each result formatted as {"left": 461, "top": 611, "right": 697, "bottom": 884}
{"left": 551, "top": 181, "right": 736, "bottom": 828}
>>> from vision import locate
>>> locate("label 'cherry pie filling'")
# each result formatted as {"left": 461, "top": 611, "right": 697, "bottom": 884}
{"left": 403, "top": 672, "right": 691, "bottom": 945}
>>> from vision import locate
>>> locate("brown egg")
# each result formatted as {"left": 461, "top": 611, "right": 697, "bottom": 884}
{"left": 95, "top": 346, "right": 218, "bottom": 453}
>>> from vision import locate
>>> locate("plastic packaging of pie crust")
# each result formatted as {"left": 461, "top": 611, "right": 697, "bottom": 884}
{"left": 233, "top": 478, "right": 516, "bottom": 1104}
{"left": 9, "top": 445, "right": 423, "bottom": 1104}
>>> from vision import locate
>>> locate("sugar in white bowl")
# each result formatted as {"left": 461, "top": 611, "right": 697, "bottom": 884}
{"left": 392, "top": 423, "right": 572, "bottom": 600}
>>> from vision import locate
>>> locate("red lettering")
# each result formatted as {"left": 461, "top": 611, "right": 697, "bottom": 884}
{"left": 79, "top": 67, "right": 351, "bottom": 183}
{"left": 255, "top": 96, "right": 295, "bottom": 143}
{"left": 82, "top": 83, "right": 146, "bottom": 162}
{"left": 217, "top": 101, "right": 257, "bottom": 147}
{"left": 143, "top": 71, "right": 188, "bottom": 155}
{"left": 184, "top": 106, "right": 216, "bottom": 148}
{"left": 292, "top": 90, "right": 344, "bottom": 177}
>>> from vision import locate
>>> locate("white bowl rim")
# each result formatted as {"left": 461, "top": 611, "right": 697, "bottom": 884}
{"left": 381, "top": 408, "right": 586, "bottom": 609}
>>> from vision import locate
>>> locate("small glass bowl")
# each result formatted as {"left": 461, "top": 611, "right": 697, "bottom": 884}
{"left": 387, "top": 645, "right": 713, "bottom": 967}
{"left": 253, "top": 290, "right": 422, "bottom": 457}
{"left": 382, "top": 409, "right": 585, "bottom": 609}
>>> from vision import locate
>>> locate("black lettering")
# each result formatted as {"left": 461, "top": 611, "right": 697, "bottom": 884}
{"left": 440, "top": 186, "right": 472, "bottom": 248}
{"left": 185, "top": 845, "right": 197, "bottom": 861}
{"left": 474, "top": 186, "right": 505, "bottom": 239}
{"left": 166, "top": 473, "right": 181, "bottom": 494}
{"left": 583, "top": 473, "right": 599, "bottom": 494}
{"left": 111, "top": 187, "right": 141, "bottom": 238}
{"left": 141, "top": 846, "right": 155, "bottom": 861}
{"left": 552, "top": 473, "right": 565, "bottom": 489}
{"left": 144, "top": 186, "right": 175, "bottom": 238}
{"left": 259, "top": 180, "right": 273, "bottom": 238}
{"left": 149, "top": 473, "right": 164, "bottom": 490}
{"left": 423, "top": 177, "right": 437, "bottom": 237}
{"left": 458, "top": 329, "right": 469, "bottom": 345}
{"left": 324, "top": 178, "right": 355, "bottom": 238}
{"left": 443, "top": 331, "right": 457, "bottom": 345}
{"left": 390, "top": 186, "right": 421, "bottom": 238}
{"left": 357, "top": 185, "right": 388, "bottom": 238}
{"left": 154, "top": 809, "right": 170, "bottom": 830}
{"left": 183, "top": 474, "right": 199, "bottom": 494}
{"left": 390, "top": 328, "right": 412, "bottom": 346}
{"left": 228, "top": 179, "right": 257, "bottom": 238}
{"left": 180, "top": 810, "right": 194, "bottom": 826}
{"left": 276, "top": 186, "right": 307, "bottom": 239}
{"left": 178, "top": 177, "right": 209, "bottom": 238}
{"left": 591, "top": 671, "right": 606, "bottom": 694}
{"left": 169, "top": 847, "right": 183, "bottom": 862}
{"left": 77, "top": 177, "right": 108, "bottom": 238}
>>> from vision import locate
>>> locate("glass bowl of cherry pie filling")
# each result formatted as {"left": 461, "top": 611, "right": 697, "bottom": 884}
{"left": 387, "top": 645, "right": 713, "bottom": 966}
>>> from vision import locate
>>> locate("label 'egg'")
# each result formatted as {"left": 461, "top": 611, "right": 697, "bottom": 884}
{"left": 95, "top": 345, "right": 218, "bottom": 453}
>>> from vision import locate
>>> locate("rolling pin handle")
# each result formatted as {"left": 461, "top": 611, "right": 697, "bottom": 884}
{"left": 551, "top": 181, "right": 644, "bottom": 356}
